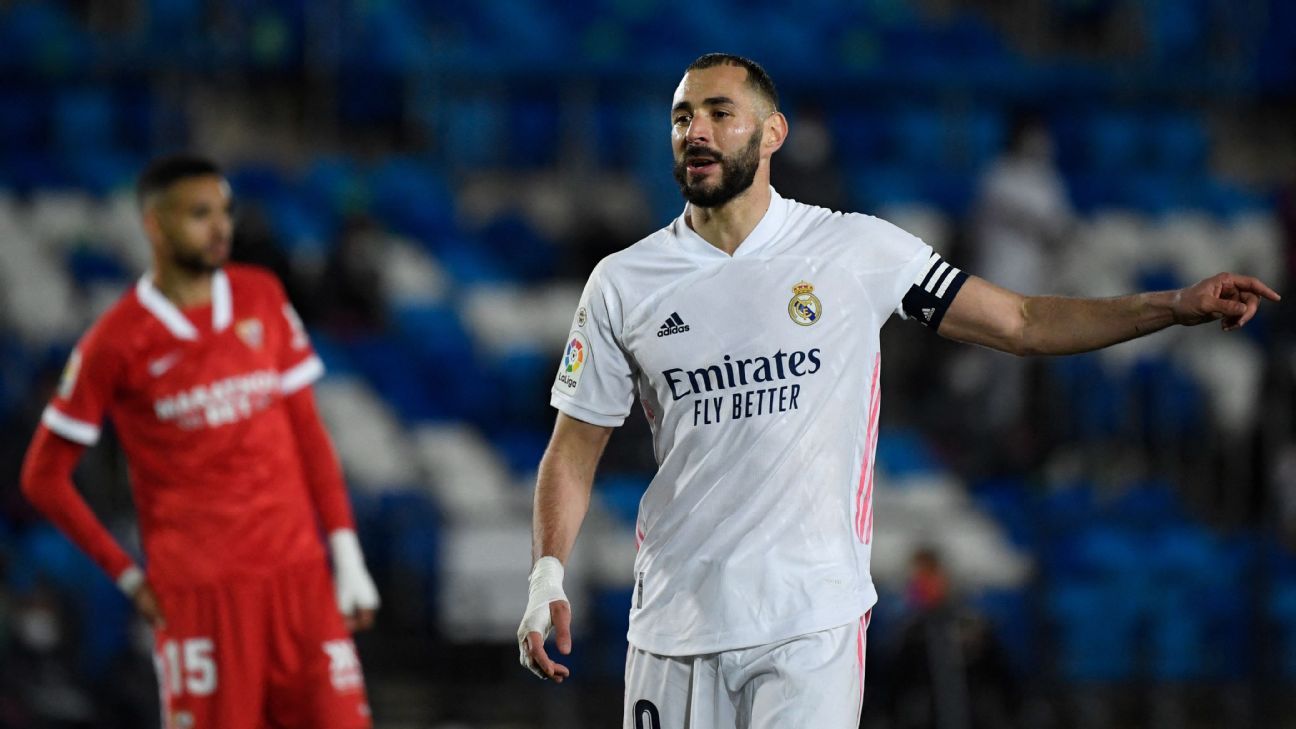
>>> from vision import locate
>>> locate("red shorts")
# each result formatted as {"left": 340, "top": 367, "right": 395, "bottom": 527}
{"left": 152, "top": 560, "right": 371, "bottom": 729}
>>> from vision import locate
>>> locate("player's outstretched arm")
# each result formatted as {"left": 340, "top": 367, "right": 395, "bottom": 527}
{"left": 518, "top": 412, "right": 614, "bottom": 683}
{"left": 938, "top": 272, "right": 1280, "bottom": 356}
{"left": 20, "top": 426, "right": 164, "bottom": 626}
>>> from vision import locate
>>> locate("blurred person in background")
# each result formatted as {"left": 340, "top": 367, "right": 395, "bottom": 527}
{"left": 880, "top": 548, "right": 1019, "bottom": 729}
{"left": 960, "top": 113, "right": 1074, "bottom": 472}
{"left": 19, "top": 156, "right": 381, "bottom": 729}
{"left": 517, "top": 53, "right": 1278, "bottom": 729}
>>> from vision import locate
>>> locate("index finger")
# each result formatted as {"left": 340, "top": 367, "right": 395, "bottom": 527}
{"left": 1231, "top": 275, "right": 1281, "bottom": 301}
{"left": 526, "top": 631, "right": 571, "bottom": 682}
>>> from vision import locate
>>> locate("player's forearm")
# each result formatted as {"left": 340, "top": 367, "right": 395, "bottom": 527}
{"left": 532, "top": 414, "right": 613, "bottom": 563}
{"left": 1018, "top": 291, "right": 1178, "bottom": 356}
{"left": 532, "top": 453, "right": 595, "bottom": 565}
{"left": 21, "top": 427, "right": 137, "bottom": 582}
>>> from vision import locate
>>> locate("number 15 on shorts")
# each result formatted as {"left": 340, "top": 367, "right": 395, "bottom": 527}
{"left": 156, "top": 637, "right": 217, "bottom": 696}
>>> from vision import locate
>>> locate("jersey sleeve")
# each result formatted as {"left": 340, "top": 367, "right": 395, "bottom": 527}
{"left": 41, "top": 328, "right": 122, "bottom": 446}
{"left": 847, "top": 214, "right": 939, "bottom": 321}
{"left": 549, "top": 262, "right": 636, "bottom": 427}
{"left": 896, "top": 251, "right": 970, "bottom": 331}
{"left": 268, "top": 277, "right": 325, "bottom": 395}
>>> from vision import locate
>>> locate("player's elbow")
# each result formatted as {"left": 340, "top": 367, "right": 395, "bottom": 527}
{"left": 19, "top": 449, "right": 48, "bottom": 508}
{"left": 1009, "top": 297, "right": 1044, "bottom": 357}
{"left": 19, "top": 431, "right": 69, "bottom": 511}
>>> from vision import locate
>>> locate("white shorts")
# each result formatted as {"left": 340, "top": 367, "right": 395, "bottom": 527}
{"left": 623, "top": 615, "right": 869, "bottom": 729}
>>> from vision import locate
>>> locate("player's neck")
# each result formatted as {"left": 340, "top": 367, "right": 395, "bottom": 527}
{"left": 686, "top": 182, "right": 772, "bottom": 256}
{"left": 152, "top": 264, "right": 215, "bottom": 310}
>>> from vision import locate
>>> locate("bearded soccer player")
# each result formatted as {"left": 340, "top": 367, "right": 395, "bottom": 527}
{"left": 20, "top": 156, "right": 380, "bottom": 729}
{"left": 517, "top": 54, "right": 1281, "bottom": 728}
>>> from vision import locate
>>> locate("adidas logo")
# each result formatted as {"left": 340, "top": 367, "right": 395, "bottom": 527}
{"left": 656, "top": 312, "right": 691, "bottom": 338}
{"left": 921, "top": 307, "right": 935, "bottom": 322}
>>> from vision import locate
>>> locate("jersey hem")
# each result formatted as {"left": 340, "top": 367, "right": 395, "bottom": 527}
{"left": 550, "top": 395, "right": 628, "bottom": 427}
{"left": 625, "top": 587, "right": 879, "bottom": 657}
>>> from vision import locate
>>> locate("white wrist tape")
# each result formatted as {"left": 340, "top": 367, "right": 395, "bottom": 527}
{"left": 517, "top": 556, "right": 568, "bottom": 678}
{"left": 116, "top": 565, "right": 145, "bottom": 596}
{"left": 329, "top": 529, "right": 380, "bottom": 614}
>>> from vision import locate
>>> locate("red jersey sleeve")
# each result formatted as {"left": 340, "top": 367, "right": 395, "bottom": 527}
{"left": 42, "top": 326, "right": 123, "bottom": 446}
{"left": 21, "top": 427, "right": 137, "bottom": 582}
{"left": 269, "top": 278, "right": 325, "bottom": 395}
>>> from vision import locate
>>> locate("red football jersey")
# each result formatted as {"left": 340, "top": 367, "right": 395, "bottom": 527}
{"left": 42, "top": 264, "right": 328, "bottom": 587}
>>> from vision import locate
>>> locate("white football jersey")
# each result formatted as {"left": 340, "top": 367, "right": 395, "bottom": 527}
{"left": 550, "top": 189, "right": 963, "bottom": 655}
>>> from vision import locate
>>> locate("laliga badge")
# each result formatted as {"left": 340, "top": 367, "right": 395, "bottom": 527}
{"left": 788, "top": 281, "right": 822, "bottom": 326}
{"left": 555, "top": 332, "right": 588, "bottom": 394}
{"left": 58, "top": 349, "right": 82, "bottom": 399}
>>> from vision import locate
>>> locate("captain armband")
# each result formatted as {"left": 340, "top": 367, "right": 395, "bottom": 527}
{"left": 899, "top": 252, "right": 968, "bottom": 331}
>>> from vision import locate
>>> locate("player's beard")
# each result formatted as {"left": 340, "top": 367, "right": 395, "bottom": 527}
{"left": 169, "top": 241, "right": 226, "bottom": 275}
{"left": 673, "top": 129, "right": 762, "bottom": 208}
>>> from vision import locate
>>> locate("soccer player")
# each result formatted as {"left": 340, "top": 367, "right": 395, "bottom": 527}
{"left": 517, "top": 54, "right": 1280, "bottom": 728}
{"left": 20, "top": 156, "right": 380, "bottom": 729}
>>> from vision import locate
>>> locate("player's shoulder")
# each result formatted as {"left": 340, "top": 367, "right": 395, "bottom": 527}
{"left": 223, "top": 263, "right": 291, "bottom": 308}
{"left": 585, "top": 223, "right": 679, "bottom": 291}
{"left": 784, "top": 198, "right": 928, "bottom": 267}
{"left": 223, "top": 262, "right": 285, "bottom": 293}
{"left": 74, "top": 282, "right": 147, "bottom": 359}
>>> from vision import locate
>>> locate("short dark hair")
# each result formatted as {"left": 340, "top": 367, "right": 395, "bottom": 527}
{"left": 136, "top": 154, "right": 223, "bottom": 207}
{"left": 686, "top": 53, "right": 779, "bottom": 113}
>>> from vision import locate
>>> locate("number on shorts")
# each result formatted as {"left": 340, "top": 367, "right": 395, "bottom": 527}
{"left": 633, "top": 699, "right": 661, "bottom": 729}
{"left": 158, "top": 638, "right": 218, "bottom": 697}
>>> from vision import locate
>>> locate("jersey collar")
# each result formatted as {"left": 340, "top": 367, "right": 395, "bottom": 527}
{"left": 135, "top": 269, "right": 232, "bottom": 341}
{"left": 674, "top": 186, "right": 789, "bottom": 259}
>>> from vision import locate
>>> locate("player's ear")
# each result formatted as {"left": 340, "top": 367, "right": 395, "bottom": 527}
{"left": 762, "top": 112, "right": 788, "bottom": 156}
{"left": 140, "top": 205, "right": 164, "bottom": 246}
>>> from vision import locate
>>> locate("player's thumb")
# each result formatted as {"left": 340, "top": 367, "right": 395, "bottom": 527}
{"left": 551, "top": 601, "right": 572, "bottom": 654}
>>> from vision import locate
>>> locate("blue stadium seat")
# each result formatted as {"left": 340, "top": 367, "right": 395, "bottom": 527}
{"left": 66, "top": 247, "right": 130, "bottom": 287}
{"left": 875, "top": 429, "right": 941, "bottom": 477}
{"left": 847, "top": 166, "right": 923, "bottom": 213}
{"left": 972, "top": 588, "right": 1033, "bottom": 672}
{"left": 263, "top": 191, "right": 336, "bottom": 258}
{"left": 590, "top": 586, "right": 634, "bottom": 677}
{"left": 0, "top": 89, "right": 46, "bottom": 151}
{"left": 435, "top": 236, "right": 509, "bottom": 286}
{"left": 971, "top": 478, "right": 1035, "bottom": 548}
{"left": 368, "top": 157, "right": 457, "bottom": 245}
{"left": 10, "top": 525, "right": 133, "bottom": 679}
{"left": 481, "top": 215, "right": 557, "bottom": 282}
{"left": 509, "top": 98, "right": 561, "bottom": 169}
{"left": 597, "top": 475, "right": 650, "bottom": 527}
{"left": 829, "top": 109, "right": 889, "bottom": 165}
{"left": 66, "top": 149, "right": 140, "bottom": 195}
{"left": 1048, "top": 579, "right": 1139, "bottom": 681}
{"left": 303, "top": 156, "right": 367, "bottom": 215}
{"left": 345, "top": 334, "right": 451, "bottom": 423}
{"left": 490, "top": 427, "right": 549, "bottom": 475}
{"left": 890, "top": 108, "right": 946, "bottom": 169}
{"left": 1147, "top": 113, "right": 1209, "bottom": 173}
{"left": 441, "top": 98, "right": 506, "bottom": 170}
{"left": 1085, "top": 112, "right": 1143, "bottom": 174}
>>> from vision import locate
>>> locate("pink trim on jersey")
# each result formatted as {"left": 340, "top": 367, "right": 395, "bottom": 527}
{"left": 855, "top": 355, "right": 881, "bottom": 542}
{"left": 635, "top": 525, "right": 645, "bottom": 550}
{"left": 863, "top": 426, "right": 879, "bottom": 544}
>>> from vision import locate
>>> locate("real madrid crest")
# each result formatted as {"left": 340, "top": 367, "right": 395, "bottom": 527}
{"left": 788, "top": 281, "right": 822, "bottom": 326}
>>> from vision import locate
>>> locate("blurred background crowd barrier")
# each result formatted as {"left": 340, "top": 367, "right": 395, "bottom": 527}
{"left": 0, "top": 1, "right": 1295, "bottom": 727}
